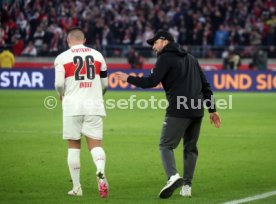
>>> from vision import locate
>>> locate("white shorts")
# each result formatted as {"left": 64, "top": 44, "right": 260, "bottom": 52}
{"left": 63, "top": 115, "right": 103, "bottom": 140}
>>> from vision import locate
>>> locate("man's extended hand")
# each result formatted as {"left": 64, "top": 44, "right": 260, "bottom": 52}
{"left": 114, "top": 72, "right": 129, "bottom": 82}
{"left": 210, "top": 112, "right": 221, "bottom": 128}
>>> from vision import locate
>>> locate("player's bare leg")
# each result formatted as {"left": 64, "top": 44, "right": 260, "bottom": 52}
{"left": 86, "top": 136, "right": 109, "bottom": 198}
{"left": 68, "top": 139, "right": 81, "bottom": 149}
{"left": 67, "top": 139, "right": 82, "bottom": 196}
{"left": 85, "top": 137, "right": 101, "bottom": 150}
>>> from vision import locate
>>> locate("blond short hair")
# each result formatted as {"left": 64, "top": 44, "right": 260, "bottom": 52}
{"left": 67, "top": 28, "right": 85, "bottom": 41}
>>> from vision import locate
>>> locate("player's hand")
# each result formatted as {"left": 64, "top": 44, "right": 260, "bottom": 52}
{"left": 210, "top": 112, "right": 221, "bottom": 128}
{"left": 114, "top": 72, "right": 129, "bottom": 82}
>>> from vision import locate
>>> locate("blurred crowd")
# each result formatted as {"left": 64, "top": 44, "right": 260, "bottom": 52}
{"left": 1, "top": 0, "right": 276, "bottom": 58}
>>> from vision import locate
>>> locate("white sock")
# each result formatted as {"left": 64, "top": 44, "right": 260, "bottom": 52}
{"left": 67, "top": 148, "right": 81, "bottom": 188}
{"left": 90, "top": 147, "right": 106, "bottom": 174}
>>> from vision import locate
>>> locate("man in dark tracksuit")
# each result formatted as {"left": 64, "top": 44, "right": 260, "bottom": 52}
{"left": 115, "top": 30, "right": 221, "bottom": 199}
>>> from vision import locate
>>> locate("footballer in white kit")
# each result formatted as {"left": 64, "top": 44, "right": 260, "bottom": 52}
{"left": 54, "top": 27, "right": 109, "bottom": 198}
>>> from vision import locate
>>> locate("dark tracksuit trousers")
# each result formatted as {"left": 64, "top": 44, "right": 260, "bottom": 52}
{"left": 160, "top": 116, "right": 202, "bottom": 186}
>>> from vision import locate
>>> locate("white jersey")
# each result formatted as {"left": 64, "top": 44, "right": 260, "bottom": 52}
{"left": 54, "top": 44, "right": 107, "bottom": 116}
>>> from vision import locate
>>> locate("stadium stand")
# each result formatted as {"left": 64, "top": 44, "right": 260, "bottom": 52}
{"left": 1, "top": 0, "right": 276, "bottom": 59}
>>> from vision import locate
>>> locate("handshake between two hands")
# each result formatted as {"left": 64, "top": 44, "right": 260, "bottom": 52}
{"left": 114, "top": 72, "right": 129, "bottom": 82}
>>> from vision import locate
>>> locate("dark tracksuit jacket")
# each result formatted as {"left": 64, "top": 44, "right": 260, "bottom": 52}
{"left": 127, "top": 42, "right": 216, "bottom": 118}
